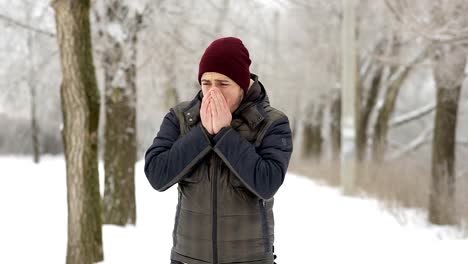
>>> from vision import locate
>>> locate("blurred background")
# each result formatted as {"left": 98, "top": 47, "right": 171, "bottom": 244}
{"left": 1, "top": 0, "right": 468, "bottom": 263}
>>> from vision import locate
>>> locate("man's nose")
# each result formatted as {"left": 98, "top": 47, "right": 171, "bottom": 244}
{"left": 208, "top": 87, "right": 217, "bottom": 93}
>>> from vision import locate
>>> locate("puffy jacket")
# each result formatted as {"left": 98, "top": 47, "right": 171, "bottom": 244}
{"left": 144, "top": 73, "right": 293, "bottom": 264}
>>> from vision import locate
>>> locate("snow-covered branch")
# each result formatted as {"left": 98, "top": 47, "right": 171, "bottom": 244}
{"left": 390, "top": 103, "right": 436, "bottom": 128}
{"left": 382, "top": 45, "right": 430, "bottom": 90}
{"left": 388, "top": 126, "right": 433, "bottom": 160}
{"left": 384, "top": 0, "right": 468, "bottom": 45}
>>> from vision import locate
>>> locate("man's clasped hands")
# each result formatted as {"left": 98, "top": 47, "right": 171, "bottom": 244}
{"left": 200, "top": 88, "right": 232, "bottom": 135}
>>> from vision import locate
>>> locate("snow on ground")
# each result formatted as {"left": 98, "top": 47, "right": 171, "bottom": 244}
{"left": 0, "top": 155, "right": 467, "bottom": 264}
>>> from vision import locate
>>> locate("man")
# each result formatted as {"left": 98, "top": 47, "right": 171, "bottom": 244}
{"left": 144, "top": 37, "right": 293, "bottom": 264}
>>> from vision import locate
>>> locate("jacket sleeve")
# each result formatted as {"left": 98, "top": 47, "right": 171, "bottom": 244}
{"left": 212, "top": 116, "right": 294, "bottom": 200}
{"left": 144, "top": 109, "right": 213, "bottom": 192}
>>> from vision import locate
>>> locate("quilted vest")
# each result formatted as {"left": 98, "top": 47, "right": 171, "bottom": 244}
{"left": 169, "top": 79, "right": 285, "bottom": 264}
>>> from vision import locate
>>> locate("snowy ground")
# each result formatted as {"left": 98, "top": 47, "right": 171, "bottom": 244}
{"left": 0, "top": 155, "right": 467, "bottom": 264}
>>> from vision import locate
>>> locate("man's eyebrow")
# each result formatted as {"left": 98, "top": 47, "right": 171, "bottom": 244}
{"left": 201, "top": 79, "right": 230, "bottom": 83}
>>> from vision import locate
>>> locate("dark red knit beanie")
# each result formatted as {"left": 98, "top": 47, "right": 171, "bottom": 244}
{"left": 198, "top": 37, "right": 252, "bottom": 93}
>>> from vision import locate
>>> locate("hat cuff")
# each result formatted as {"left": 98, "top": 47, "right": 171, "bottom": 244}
{"left": 198, "top": 55, "right": 250, "bottom": 91}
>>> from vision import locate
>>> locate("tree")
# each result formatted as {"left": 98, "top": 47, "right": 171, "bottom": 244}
{"left": 371, "top": 44, "right": 428, "bottom": 163}
{"left": 302, "top": 102, "right": 324, "bottom": 160}
{"left": 94, "top": 0, "right": 147, "bottom": 226}
{"left": 25, "top": 7, "right": 40, "bottom": 163}
{"left": 330, "top": 89, "right": 342, "bottom": 161}
{"left": 429, "top": 45, "right": 466, "bottom": 225}
{"left": 340, "top": 0, "right": 359, "bottom": 194}
{"left": 52, "top": 0, "right": 103, "bottom": 263}
{"left": 384, "top": 0, "right": 468, "bottom": 225}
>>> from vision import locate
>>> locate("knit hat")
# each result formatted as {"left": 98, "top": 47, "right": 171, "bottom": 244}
{"left": 198, "top": 37, "right": 252, "bottom": 93}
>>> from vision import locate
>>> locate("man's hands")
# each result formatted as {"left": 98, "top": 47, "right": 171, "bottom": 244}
{"left": 210, "top": 88, "right": 232, "bottom": 134}
{"left": 200, "top": 90, "right": 214, "bottom": 135}
{"left": 200, "top": 88, "right": 232, "bottom": 135}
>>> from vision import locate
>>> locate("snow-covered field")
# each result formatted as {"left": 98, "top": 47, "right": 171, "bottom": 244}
{"left": 0, "top": 155, "right": 467, "bottom": 264}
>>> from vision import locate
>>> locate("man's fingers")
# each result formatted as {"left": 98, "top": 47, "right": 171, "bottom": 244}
{"left": 202, "top": 92, "right": 213, "bottom": 115}
{"left": 207, "top": 100, "right": 213, "bottom": 118}
{"left": 213, "top": 89, "right": 226, "bottom": 111}
{"left": 203, "top": 91, "right": 211, "bottom": 101}
{"left": 219, "top": 92, "right": 229, "bottom": 112}
{"left": 210, "top": 98, "right": 216, "bottom": 117}
{"left": 214, "top": 91, "right": 223, "bottom": 116}
{"left": 216, "top": 90, "right": 229, "bottom": 114}
{"left": 209, "top": 97, "right": 216, "bottom": 116}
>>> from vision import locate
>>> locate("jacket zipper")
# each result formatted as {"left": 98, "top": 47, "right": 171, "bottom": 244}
{"left": 211, "top": 154, "right": 218, "bottom": 264}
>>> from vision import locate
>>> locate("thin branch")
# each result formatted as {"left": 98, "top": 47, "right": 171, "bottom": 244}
{"left": 384, "top": 0, "right": 468, "bottom": 45}
{"left": 382, "top": 45, "right": 430, "bottom": 89}
{"left": 390, "top": 103, "right": 436, "bottom": 128}
{"left": 388, "top": 126, "right": 433, "bottom": 160}
{"left": 0, "top": 13, "right": 55, "bottom": 37}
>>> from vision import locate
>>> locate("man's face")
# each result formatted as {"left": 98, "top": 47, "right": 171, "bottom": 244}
{"left": 200, "top": 72, "right": 244, "bottom": 113}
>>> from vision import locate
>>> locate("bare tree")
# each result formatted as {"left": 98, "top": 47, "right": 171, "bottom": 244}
{"left": 429, "top": 45, "right": 466, "bottom": 225}
{"left": 302, "top": 101, "right": 324, "bottom": 160}
{"left": 330, "top": 89, "right": 342, "bottom": 161}
{"left": 372, "top": 44, "right": 429, "bottom": 162}
{"left": 385, "top": 0, "right": 468, "bottom": 225}
{"left": 94, "top": 0, "right": 148, "bottom": 226}
{"left": 0, "top": 1, "right": 56, "bottom": 162}
{"left": 340, "top": 0, "right": 359, "bottom": 194}
{"left": 52, "top": 0, "right": 103, "bottom": 262}
{"left": 25, "top": 7, "right": 40, "bottom": 163}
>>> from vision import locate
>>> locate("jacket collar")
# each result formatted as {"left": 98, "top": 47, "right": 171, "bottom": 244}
{"left": 183, "top": 73, "right": 268, "bottom": 129}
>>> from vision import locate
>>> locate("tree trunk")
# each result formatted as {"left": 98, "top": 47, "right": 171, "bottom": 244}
{"left": 371, "top": 67, "right": 408, "bottom": 163}
{"left": 26, "top": 8, "right": 40, "bottom": 163}
{"left": 429, "top": 45, "right": 466, "bottom": 225}
{"left": 330, "top": 90, "right": 341, "bottom": 161}
{"left": 372, "top": 46, "right": 428, "bottom": 163}
{"left": 52, "top": 0, "right": 103, "bottom": 263}
{"left": 291, "top": 116, "right": 298, "bottom": 140}
{"left": 95, "top": 0, "right": 141, "bottom": 226}
{"left": 340, "top": 0, "right": 359, "bottom": 194}
{"left": 161, "top": 0, "right": 182, "bottom": 109}
{"left": 302, "top": 103, "right": 324, "bottom": 160}
{"left": 356, "top": 61, "right": 384, "bottom": 162}
{"left": 29, "top": 83, "right": 40, "bottom": 163}
{"left": 214, "top": 0, "right": 230, "bottom": 35}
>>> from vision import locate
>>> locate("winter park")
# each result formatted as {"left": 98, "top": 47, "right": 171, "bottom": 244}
{"left": 1, "top": 0, "right": 468, "bottom": 264}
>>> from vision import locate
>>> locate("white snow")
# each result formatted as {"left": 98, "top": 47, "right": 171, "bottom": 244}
{"left": 106, "top": 22, "right": 126, "bottom": 43}
{"left": 0, "top": 155, "right": 466, "bottom": 264}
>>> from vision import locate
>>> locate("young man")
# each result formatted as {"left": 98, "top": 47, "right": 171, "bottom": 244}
{"left": 144, "top": 37, "right": 293, "bottom": 264}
